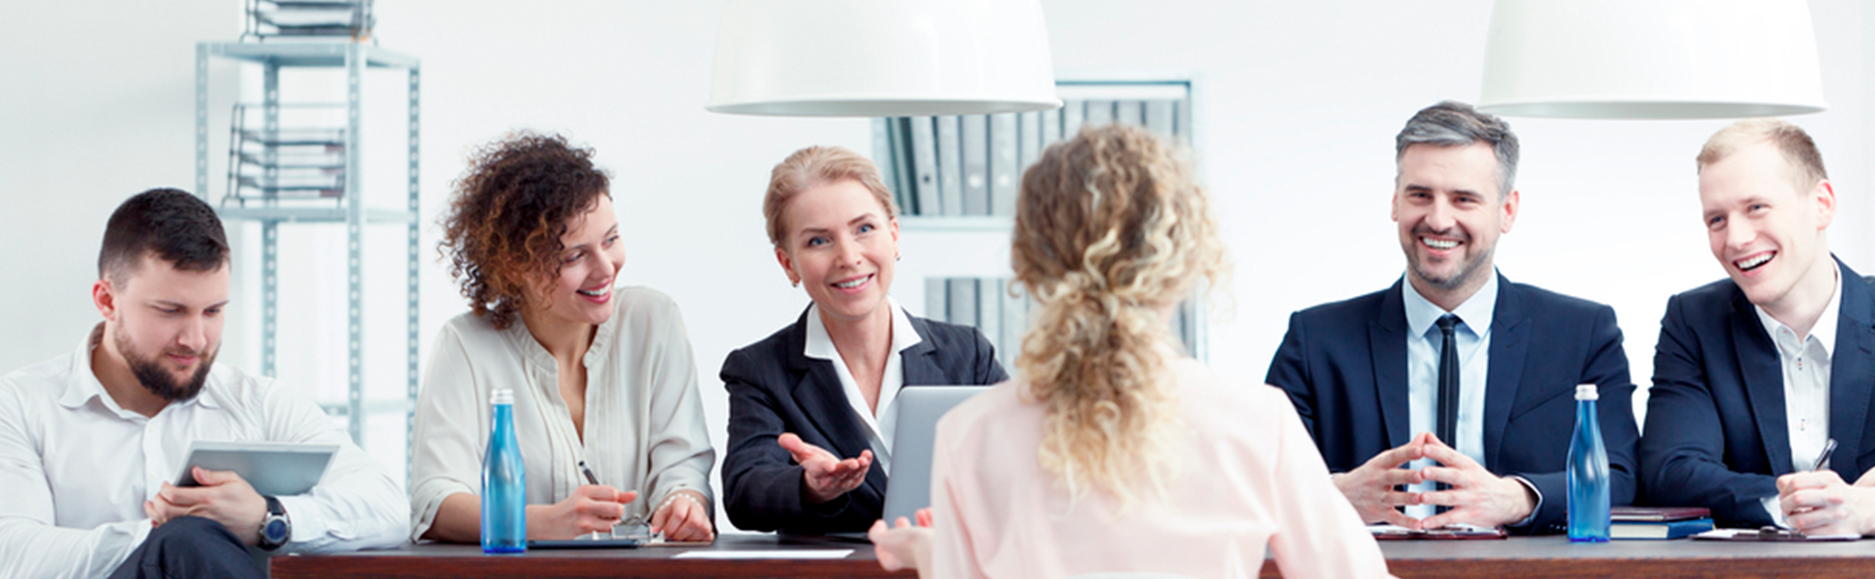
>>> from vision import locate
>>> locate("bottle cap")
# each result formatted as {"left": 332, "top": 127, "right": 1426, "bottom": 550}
{"left": 1575, "top": 384, "right": 1598, "bottom": 401}
{"left": 491, "top": 388, "right": 515, "bottom": 405}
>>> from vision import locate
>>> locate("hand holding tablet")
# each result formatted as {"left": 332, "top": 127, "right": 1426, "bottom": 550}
{"left": 173, "top": 440, "right": 338, "bottom": 496}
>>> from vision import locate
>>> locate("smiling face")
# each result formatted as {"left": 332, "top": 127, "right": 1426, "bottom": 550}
{"left": 97, "top": 254, "right": 229, "bottom": 402}
{"left": 524, "top": 194, "right": 625, "bottom": 329}
{"left": 1699, "top": 140, "right": 1835, "bottom": 313}
{"left": 1391, "top": 142, "right": 1518, "bottom": 307}
{"left": 775, "top": 178, "right": 899, "bottom": 327}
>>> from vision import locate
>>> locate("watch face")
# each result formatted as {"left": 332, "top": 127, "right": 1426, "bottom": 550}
{"left": 264, "top": 519, "right": 290, "bottom": 544}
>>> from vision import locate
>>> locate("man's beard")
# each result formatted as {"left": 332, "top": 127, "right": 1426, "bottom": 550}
{"left": 117, "top": 331, "right": 215, "bottom": 402}
{"left": 1406, "top": 225, "right": 1494, "bottom": 292}
{"left": 1410, "top": 247, "right": 1492, "bottom": 292}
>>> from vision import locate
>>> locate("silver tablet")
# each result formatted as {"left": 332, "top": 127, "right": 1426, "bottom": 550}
{"left": 173, "top": 440, "right": 338, "bottom": 496}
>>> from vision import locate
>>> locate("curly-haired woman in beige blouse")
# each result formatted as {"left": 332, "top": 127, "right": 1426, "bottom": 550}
{"left": 409, "top": 132, "right": 715, "bottom": 544}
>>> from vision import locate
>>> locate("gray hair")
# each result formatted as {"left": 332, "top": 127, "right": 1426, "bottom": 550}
{"left": 1394, "top": 101, "right": 1519, "bottom": 198}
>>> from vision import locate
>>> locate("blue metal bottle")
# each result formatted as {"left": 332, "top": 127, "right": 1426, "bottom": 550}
{"left": 482, "top": 389, "right": 526, "bottom": 553}
{"left": 1567, "top": 383, "right": 1610, "bottom": 542}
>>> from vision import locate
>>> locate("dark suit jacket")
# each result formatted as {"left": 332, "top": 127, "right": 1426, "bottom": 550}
{"left": 1265, "top": 273, "right": 1639, "bottom": 534}
{"left": 720, "top": 306, "right": 1008, "bottom": 534}
{"left": 1641, "top": 259, "right": 1875, "bottom": 528}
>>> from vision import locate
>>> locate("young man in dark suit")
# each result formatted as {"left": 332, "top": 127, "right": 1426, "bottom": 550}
{"left": 1265, "top": 102, "right": 1639, "bottom": 534}
{"left": 1642, "top": 119, "right": 1875, "bottom": 534}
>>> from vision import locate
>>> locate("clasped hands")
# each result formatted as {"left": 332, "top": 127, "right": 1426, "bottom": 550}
{"left": 1774, "top": 468, "right": 1875, "bottom": 537}
{"left": 1336, "top": 432, "right": 1535, "bottom": 530}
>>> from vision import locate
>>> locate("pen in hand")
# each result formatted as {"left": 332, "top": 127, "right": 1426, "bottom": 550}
{"left": 579, "top": 460, "right": 601, "bottom": 486}
{"left": 578, "top": 460, "right": 610, "bottom": 539}
{"left": 1811, "top": 438, "right": 1837, "bottom": 473}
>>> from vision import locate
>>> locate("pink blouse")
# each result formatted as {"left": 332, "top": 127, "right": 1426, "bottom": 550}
{"left": 929, "top": 357, "right": 1393, "bottom": 578}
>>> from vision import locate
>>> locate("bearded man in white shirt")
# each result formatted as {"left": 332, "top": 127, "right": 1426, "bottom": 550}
{"left": 0, "top": 188, "right": 408, "bottom": 579}
{"left": 1642, "top": 119, "right": 1875, "bottom": 534}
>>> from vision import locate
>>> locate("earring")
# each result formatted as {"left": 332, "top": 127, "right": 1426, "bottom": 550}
{"left": 792, "top": 281, "right": 800, "bottom": 288}
{"left": 896, "top": 253, "right": 902, "bottom": 262}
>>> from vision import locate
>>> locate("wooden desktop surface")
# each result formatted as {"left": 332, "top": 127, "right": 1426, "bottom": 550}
{"left": 1318, "top": 536, "right": 1875, "bottom": 579}
{"left": 269, "top": 534, "right": 910, "bottom": 579}
{"left": 270, "top": 534, "right": 1875, "bottom": 579}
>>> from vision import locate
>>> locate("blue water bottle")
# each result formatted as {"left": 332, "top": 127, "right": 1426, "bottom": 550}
{"left": 482, "top": 388, "right": 526, "bottom": 553}
{"left": 1567, "top": 383, "right": 1610, "bottom": 542}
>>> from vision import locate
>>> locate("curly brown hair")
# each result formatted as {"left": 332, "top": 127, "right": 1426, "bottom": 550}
{"left": 439, "top": 131, "right": 611, "bottom": 329}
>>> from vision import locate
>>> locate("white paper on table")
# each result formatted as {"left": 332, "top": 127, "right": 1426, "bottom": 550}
{"left": 1692, "top": 529, "right": 1861, "bottom": 541}
{"left": 672, "top": 549, "right": 855, "bottom": 560}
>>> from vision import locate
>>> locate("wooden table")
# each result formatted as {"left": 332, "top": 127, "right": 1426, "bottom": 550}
{"left": 1296, "top": 536, "right": 1875, "bottom": 579}
{"left": 272, "top": 534, "right": 1875, "bottom": 578}
{"left": 269, "top": 534, "right": 911, "bottom": 579}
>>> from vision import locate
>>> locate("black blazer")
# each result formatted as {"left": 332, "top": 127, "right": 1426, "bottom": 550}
{"left": 1641, "top": 258, "right": 1875, "bottom": 527}
{"left": 1266, "top": 273, "right": 1640, "bottom": 534}
{"left": 720, "top": 306, "right": 1008, "bottom": 533}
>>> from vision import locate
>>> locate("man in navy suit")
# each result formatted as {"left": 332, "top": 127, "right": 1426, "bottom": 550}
{"left": 1266, "top": 101, "right": 1639, "bottom": 534}
{"left": 1642, "top": 119, "right": 1875, "bottom": 534}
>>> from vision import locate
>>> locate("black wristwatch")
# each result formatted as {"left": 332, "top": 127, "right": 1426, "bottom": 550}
{"left": 259, "top": 495, "right": 291, "bottom": 551}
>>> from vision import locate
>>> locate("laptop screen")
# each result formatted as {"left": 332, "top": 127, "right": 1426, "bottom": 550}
{"left": 881, "top": 385, "right": 989, "bottom": 522}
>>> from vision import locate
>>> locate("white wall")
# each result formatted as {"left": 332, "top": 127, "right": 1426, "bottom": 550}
{"left": 4, "top": 1, "right": 1872, "bottom": 532}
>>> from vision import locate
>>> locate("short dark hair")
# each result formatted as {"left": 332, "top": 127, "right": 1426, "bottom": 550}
{"left": 1395, "top": 101, "right": 1520, "bottom": 198}
{"left": 99, "top": 188, "right": 230, "bottom": 284}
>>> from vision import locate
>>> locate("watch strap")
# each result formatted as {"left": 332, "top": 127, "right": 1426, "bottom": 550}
{"left": 259, "top": 495, "right": 289, "bottom": 551}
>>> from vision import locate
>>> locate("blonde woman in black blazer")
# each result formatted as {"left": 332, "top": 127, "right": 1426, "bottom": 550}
{"left": 720, "top": 146, "right": 1006, "bottom": 534}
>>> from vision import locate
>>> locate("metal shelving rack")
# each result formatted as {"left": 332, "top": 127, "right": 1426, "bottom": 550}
{"left": 193, "top": 41, "right": 420, "bottom": 447}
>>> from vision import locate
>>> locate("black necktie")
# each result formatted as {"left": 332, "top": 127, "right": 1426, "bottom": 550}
{"left": 1435, "top": 314, "right": 1460, "bottom": 448}
{"left": 1434, "top": 314, "right": 1460, "bottom": 512}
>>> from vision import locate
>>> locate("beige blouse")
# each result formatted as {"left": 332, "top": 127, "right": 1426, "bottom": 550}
{"left": 408, "top": 286, "right": 715, "bottom": 541}
{"left": 930, "top": 356, "right": 1393, "bottom": 578}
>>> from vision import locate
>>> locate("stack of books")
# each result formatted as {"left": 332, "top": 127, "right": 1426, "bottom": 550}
{"left": 1611, "top": 506, "right": 1714, "bottom": 540}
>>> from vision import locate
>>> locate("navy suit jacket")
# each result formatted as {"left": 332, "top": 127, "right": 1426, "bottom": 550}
{"left": 1641, "top": 259, "right": 1875, "bottom": 528}
{"left": 720, "top": 306, "right": 1008, "bottom": 534}
{"left": 1266, "top": 273, "right": 1639, "bottom": 534}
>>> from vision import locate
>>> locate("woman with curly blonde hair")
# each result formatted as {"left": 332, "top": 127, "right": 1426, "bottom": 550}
{"left": 871, "top": 124, "right": 1391, "bottom": 578}
{"left": 409, "top": 132, "right": 716, "bottom": 545}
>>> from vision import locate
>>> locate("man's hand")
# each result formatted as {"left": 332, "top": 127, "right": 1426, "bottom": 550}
{"left": 1777, "top": 469, "right": 1875, "bottom": 536}
{"left": 779, "top": 433, "right": 872, "bottom": 505}
{"left": 144, "top": 466, "right": 268, "bottom": 545}
{"left": 649, "top": 490, "right": 714, "bottom": 542}
{"left": 1332, "top": 437, "right": 1426, "bottom": 528}
{"left": 529, "top": 485, "right": 637, "bottom": 540}
{"left": 1416, "top": 434, "right": 1535, "bottom": 530}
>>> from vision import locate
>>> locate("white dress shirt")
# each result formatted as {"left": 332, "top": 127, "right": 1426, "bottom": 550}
{"left": 408, "top": 287, "right": 715, "bottom": 541}
{"left": 1755, "top": 268, "right": 1842, "bottom": 525}
{"left": 0, "top": 325, "right": 409, "bottom": 579}
{"left": 802, "top": 298, "right": 921, "bottom": 476}
{"left": 1402, "top": 273, "right": 1536, "bottom": 521}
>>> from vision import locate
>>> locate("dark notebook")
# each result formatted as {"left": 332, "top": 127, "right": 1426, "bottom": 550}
{"left": 1611, "top": 506, "right": 1711, "bottom": 523}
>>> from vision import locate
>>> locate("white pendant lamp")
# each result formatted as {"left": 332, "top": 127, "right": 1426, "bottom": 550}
{"left": 1478, "top": 0, "right": 1826, "bottom": 119}
{"left": 707, "top": 0, "right": 1062, "bottom": 117}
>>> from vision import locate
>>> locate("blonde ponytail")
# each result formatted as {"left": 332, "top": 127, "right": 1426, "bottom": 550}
{"left": 1011, "top": 124, "right": 1229, "bottom": 507}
